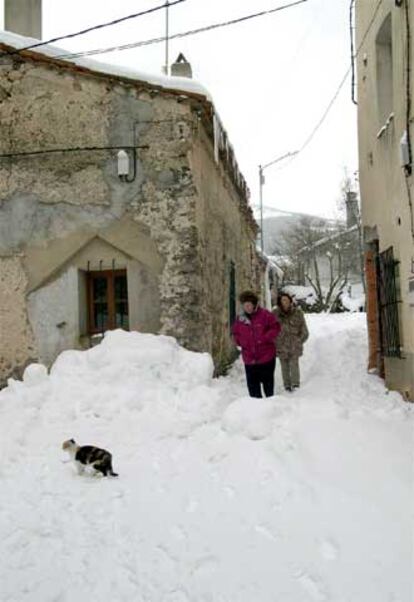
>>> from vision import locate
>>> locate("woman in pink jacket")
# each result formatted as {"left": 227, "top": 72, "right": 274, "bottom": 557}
{"left": 232, "top": 290, "right": 281, "bottom": 398}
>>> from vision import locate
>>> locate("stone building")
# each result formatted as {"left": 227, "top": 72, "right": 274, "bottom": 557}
{"left": 356, "top": 0, "right": 414, "bottom": 400}
{"left": 0, "top": 30, "right": 261, "bottom": 384}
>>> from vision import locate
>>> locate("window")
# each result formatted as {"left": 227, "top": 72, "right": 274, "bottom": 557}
{"left": 229, "top": 261, "right": 236, "bottom": 328}
{"left": 376, "top": 247, "right": 401, "bottom": 357}
{"left": 87, "top": 270, "right": 129, "bottom": 334}
{"left": 376, "top": 13, "right": 393, "bottom": 126}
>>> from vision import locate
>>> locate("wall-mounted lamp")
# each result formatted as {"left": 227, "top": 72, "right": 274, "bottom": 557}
{"left": 117, "top": 148, "right": 136, "bottom": 182}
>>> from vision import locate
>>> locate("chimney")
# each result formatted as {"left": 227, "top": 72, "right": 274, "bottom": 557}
{"left": 170, "top": 53, "right": 192, "bottom": 78}
{"left": 5, "top": 0, "right": 42, "bottom": 39}
{"left": 345, "top": 191, "right": 359, "bottom": 228}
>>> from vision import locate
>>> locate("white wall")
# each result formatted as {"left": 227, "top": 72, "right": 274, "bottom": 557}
{"left": 27, "top": 267, "right": 80, "bottom": 365}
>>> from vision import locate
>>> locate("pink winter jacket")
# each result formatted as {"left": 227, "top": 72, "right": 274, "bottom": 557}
{"left": 232, "top": 307, "right": 281, "bottom": 366}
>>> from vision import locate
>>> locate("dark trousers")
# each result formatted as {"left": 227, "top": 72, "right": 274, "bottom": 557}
{"left": 244, "top": 358, "right": 276, "bottom": 398}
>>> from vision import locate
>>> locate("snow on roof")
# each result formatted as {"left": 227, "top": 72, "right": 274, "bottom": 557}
{"left": 297, "top": 224, "right": 359, "bottom": 255}
{"left": 266, "top": 255, "right": 284, "bottom": 278}
{"left": 254, "top": 248, "right": 284, "bottom": 277}
{"left": 0, "top": 29, "right": 212, "bottom": 100}
{"left": 0, "top": 30, "right": 257, "bottom": 230}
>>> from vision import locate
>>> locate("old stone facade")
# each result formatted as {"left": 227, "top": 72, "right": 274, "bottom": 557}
{"left": 356, "top": 1, "right": 414, "bottom": 400}
{"left": 0, "top": 32, "right": 260, "bottom": 384}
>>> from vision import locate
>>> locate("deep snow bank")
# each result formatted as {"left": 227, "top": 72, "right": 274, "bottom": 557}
{"left": 0, "top": 316, "right": 413, "bottom": 602}
{"left": 2, "top": 330, "right": 220, "bottom": 443}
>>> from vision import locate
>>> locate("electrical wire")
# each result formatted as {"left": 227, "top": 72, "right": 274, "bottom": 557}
{"left": 350, "top": 0, "right": 357, "bottom": 105}
{"left": 0, "top": 0, "right": 383, "bottom": 178}
{"left": 0, "top": 117, "right": 195, "bottom": 160}
{"left": 0, "top": 145, "right": 149, "bottom": 160}
{"left": 274, "top": 0, "right": 384, "bottom": 170}
{"left": 0, "top": 115, "right": 195, "bottom": 159}
{"left": 53, "top": 0, "right": 309, "bottom": 61}
{"left": 299, "top": 0, "right": 383, "bottom": 153}
{"left": 0, "top": 0, "right": 186, "bottom": 58}
{"left": 404, "top": 0, "right": 412, "bottom": 169}
{"left": 403, "top": 0, "right": 414, "bottom": 238}
{"left": 299, "top": 70, "right": 350, "bottom": 154}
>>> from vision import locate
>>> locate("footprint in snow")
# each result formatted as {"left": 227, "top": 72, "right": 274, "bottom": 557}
{"left": 254, "top": 523, "right": 280, "bottom": 542}
{"left": 162, "top": 589, "right": 190, "bottom": 602}
{"left": 156, "top": 544, "right": 178, "bottom": 567}
{"left": 207, "top": 446, "right": 229, "bottom": 463}
{"left": 223, "top": 485, "right": 235, "bottom": 498}
{"left": 170, "top": 524, "right": 187, "bottom": 541}
{"left": 295, "top": 570, "right": 329, "bottom": 601}
{"left": 319, "top": 538, "right": 339, "bottom": 561}
{"left": 185, "top": 498, "right": 199, "bottom": 513}
{"left": 191, "top": 555, "right": 220, "bottom": 578}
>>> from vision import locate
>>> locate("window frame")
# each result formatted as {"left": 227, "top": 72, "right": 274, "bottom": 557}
{"left": 376, "top": 247, "right": 401, "bottom": 358}
{"left": 375, "top": 12, "right": 393, "bottom": 127}
{"left": 87, "top": 269, "right": 129, "bottom": 335}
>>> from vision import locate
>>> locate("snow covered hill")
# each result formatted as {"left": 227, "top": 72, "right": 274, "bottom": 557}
{"left": 253, "top": 208, "right": 340, "bottom": 254}
{"left": 0, "top": 315, "right": 412, "bottom": 602}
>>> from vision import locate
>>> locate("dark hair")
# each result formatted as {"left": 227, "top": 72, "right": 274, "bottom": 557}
{"left": 239, "top": 290, "right": 259, "bottom": 305}
{"left": 277, "top": 292, "right": 293, "bottom": 307}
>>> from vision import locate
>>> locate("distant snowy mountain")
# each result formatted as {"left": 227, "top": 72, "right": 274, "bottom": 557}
{"left": 253, "top": 207, "right": 339, "bottom": 254}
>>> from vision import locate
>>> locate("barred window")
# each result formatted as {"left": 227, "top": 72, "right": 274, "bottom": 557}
{"left": 377, "top": 247, "right": 401, "bottom": 357}
{"left": 87, "top": 270, "right": 129, "bottom": 334}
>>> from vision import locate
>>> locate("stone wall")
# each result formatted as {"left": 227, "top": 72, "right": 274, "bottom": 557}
{"left": 190, "top": 122, "right": 260, "bottom": 368}
{"left": 126, "top": 93, "right": 204, "bottom": 351}
{"left": 0, "top": 256, "right": 37, "bottom": 382}
{"left": 0, "top": 50, "right": 258, "bottom": 381}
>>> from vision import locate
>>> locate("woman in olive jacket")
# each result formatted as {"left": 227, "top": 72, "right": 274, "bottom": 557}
{"left": 273, "top": 292, "right": 309, "bottom": 392}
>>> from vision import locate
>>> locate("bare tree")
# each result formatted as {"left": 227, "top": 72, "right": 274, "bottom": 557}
{"left": 304, "top": 243, "right": 350, "bottom": 312}
{"left": 270, "top": 169, "right": 366, "bottom": 311}
{"left": 271, "top": 216, "right": 353, "bottom": 312}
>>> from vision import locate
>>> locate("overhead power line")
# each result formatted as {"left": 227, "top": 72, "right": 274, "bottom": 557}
{"left": 1, "top": 0, "right": 186, "bottom": 58}
{"left": 299, "top": 70, "right": 350, "bottom": 154}
{"left": 299, "top": 0, "right": 383, "bottom": 152}
{"left": 298, "top": 0, "right": 383, "bottom": 154}
{"left": 350, "top": 0, "right": 357, "bottom": 105}
{"left": 274, "top": 0, "right": 384, "bottom": 171}
{"left": 54, "top": 0, "right": 309, "bottom": 61}
{"left": 0, "top": 145, "right": 149, "bottom": 160}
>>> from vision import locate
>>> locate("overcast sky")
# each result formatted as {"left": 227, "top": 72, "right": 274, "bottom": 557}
{"left": 1, "top": 0, "right": 358, "bottom": 219}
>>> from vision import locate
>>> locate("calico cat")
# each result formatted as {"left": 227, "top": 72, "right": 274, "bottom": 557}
{"left": 62, "top": 439, "right": 118, "bottom": 477}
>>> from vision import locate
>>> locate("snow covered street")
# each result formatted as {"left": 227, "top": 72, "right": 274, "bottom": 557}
{"left": 0, "top": 314, "right": 412, "bottom": 602}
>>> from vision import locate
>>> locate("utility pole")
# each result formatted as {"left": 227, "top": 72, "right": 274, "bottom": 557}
{"left": 259, "top": 165, "right": 265, "bottom": 253}
{"left": 164, "top": 1, "right": 170, "bottom": 75}
{"left": 258, "top": 151, "right": 298, "bottom": 253}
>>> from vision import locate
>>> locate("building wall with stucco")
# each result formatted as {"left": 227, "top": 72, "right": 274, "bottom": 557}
{"left": 356, "top": 0, "right": 414, "bottom": 400}
{"left": 0, "top": 41, "right": 260, "bottom": 384}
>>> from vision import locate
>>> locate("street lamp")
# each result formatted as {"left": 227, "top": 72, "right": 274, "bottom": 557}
{"left": 259, "top": 150, "right": 298, "bottom": 253}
